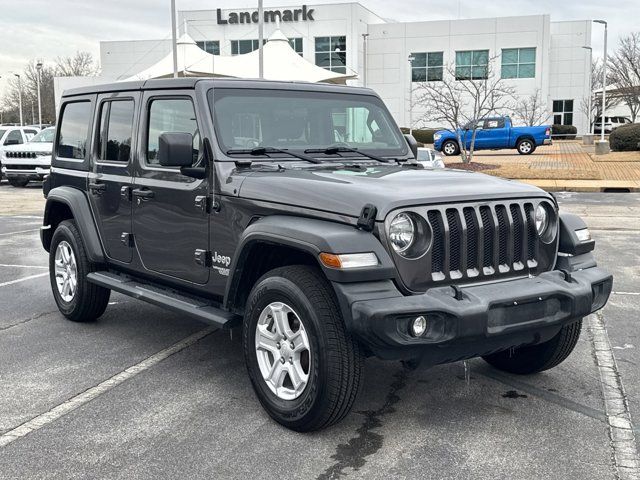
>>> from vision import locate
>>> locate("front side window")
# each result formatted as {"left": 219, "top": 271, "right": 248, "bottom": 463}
{"left": 97, "top": 100, "right": 135, "bottom": 162}
{"left": 4, "top": 129, "right": 23, "bottom": 145}
{"left": 411, "top": 52, "right": 444, "bottom": 82}
{"left": 455, "top": 50, "right": 489, "bottom": 80}
{"left": 502, "top": 47, "right": 536, "bottom": 79}
{"left": 211, "top": 89, "right": 405, "bottom": 156}
{"left": 553, "top": 99, "right": 573, "bottom": 125}
{"left": 57, "top": 101, "right": 92, "bottom": 159}
{"left": 196, "top": 40, "right": 220, "bottom": 55}
{"left": 146, "top": 98, "right": 200, "bottom": 166}
{"left": 231, "top": 39, "right": 261, "bottom": 55}
{"left": 315, "top": 36, "right": 347, "bottom": 73}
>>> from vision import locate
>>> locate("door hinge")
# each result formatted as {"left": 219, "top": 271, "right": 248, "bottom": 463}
{"left": 120, "top": 232, "right": 134, "bottom": 247}
{"left": 195, "top": 195, "right": 212, "bottom": 213}
{"left": 194, "top": 249, "right": 212, "bottom": 267}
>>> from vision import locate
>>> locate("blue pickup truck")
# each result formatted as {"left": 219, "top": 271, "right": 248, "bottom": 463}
{"left": 433, "top": 116, "right": 551, "bottom": 156}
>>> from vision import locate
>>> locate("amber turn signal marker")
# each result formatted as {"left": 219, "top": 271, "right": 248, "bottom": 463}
{"left": 319, "top": 252, "right": 342, "bottom": 269}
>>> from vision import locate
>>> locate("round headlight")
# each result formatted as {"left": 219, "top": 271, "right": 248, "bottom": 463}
{"left": 389, "top": 213, "right": 415, "bottom": 254}
{"left": 535, "top": 204, "right": 549, "bottom": 236}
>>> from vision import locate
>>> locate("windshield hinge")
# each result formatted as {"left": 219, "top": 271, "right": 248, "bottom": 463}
{"left": 194, "top": 249, "right": 212, "bottom": 267}
{"left": 357, "top": 204, "right": 377, "bottom": 232}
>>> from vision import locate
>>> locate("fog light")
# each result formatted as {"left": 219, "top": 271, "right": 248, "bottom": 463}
{"left": 411, "top": 316, "right": 428, "bottom": 337}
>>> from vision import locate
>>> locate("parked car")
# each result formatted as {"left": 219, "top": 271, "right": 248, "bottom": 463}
{"left": 593, "top": 116, "right": 632, "bottom": 134}
{"left": 42, "top": 78, "right": 611, "bottom": 432}
{"left": 0, "top": 126, "right": 40, "bottom": 180}
{"left": 416, "top": 147, "right": 445, "bottom": 168}
{"left": 1, "top": 126, "right": 55, "bottom": 187}
{"left": 433, "top": 117, "right": 551, "bottom": 155}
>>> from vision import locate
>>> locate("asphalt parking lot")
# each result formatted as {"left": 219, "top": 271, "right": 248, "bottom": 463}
{"left": 0, "top": 181, "right": 639, "bottom": 480}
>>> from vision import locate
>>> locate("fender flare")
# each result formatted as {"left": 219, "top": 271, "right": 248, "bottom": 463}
{"left": 223, "top": 215, "right": 397, "bottom": 309}
{"left": 42, "top": 186, "right": 105, "bottom": 263}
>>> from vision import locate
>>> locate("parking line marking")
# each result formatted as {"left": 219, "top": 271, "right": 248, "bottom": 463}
{"left": 0, "top": 325, "right": 217, "bottom": 448}
{"left": 588, "top": 313, "right": 640, "bottom": 479}
{"left": 0, "top": 273, "right": 49, "bottom": 288}
{"left": 0, "top": 264, "right": 48, "bottom": 269}
{"left": 613, "top": 292, "right": 640, "bottom": 296}
{"left": 0, "top": 228, "right": 41, "bottom": 236}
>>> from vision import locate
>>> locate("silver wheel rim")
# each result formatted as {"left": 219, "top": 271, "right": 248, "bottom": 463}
{"left": 520, "top": 141, "right": 532, "bottom": 153}
{"left": 444, "top": 143, "right": 456, "bottom": 155}
{"left": 54, "top": 241, "right": 78, "bottom": 302}
{"left": 255, "top": 302, "right": 311, "bottom": 400}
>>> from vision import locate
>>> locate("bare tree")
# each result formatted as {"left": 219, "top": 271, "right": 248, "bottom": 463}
{"left": 511, "top": 89, "right": 550, "bottom": 126}
{"left": 55, "top": 51, "right": 100, "bottom": 77}
{"left": 608, "top": 32, "right": 640, "bottom": 122}
{"left": 591, "top": 58, "right": 620, "bottom": 119}
{"left": 413, "top": 56, "right": 514, "bottom": 163}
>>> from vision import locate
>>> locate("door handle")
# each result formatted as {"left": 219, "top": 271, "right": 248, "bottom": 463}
{"left": 132, "top": 188, "right": 154, "bottom": 200}
{"left": 89, "top": 182, "right": 106, "bottom": 194}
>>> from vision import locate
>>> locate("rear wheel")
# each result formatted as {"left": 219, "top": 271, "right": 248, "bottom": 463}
{"left": 8, "top": 177, "right": 29, "bottom": 187}
{"left": 516, "top": 138, "right": 536, "bottom": 155}
{"left": 442, "top": 140, "right": 460, "bottom": 156}
{"left": 49, "top": 220, "right": 110, "bottom": 322}
{"left": 243, "top": 265, "right": 363, "bottom": 432}
{"left": 482, "top": 319, "right": 582, "bottom": 374}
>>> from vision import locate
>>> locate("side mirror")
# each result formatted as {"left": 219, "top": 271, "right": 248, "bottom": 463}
{"left": 404, "top": 134, "right": 418, "bottom": 159}
{"left": 158, "top": 132, "right": 193, "bottom": 167}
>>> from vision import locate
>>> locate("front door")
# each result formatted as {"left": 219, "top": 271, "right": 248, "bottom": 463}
{"left": 132, "top": 92, "right": 209, "bottom": 285}
{"left": 88, "top": 93, "right": 138, "bottom": 264}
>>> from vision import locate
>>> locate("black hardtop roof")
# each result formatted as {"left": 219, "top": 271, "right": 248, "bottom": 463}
{"left": 61, "top": 77, "right": 376, "bottom": 98}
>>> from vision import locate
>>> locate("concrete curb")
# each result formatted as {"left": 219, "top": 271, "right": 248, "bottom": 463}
{"left": 518, "top": 179, "right": 640, "bottom": 193}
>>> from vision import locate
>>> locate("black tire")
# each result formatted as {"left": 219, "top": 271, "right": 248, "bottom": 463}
{"left": 8, "top": 177, "right": 29, "bottom": 187}
{"left": 441, "top": 140, "right": 460, "bottom": 156}
{"left": 243, "top": 265, "right": 364, "bottom": 432}
{"left": 482, "top": 319, "right": 582, "bottom": 374}
{"left": 49, "top": 219, "right": 110, "bottom": 322}
{"left": 516, "top": 138, "right": 536, "bottom": 155}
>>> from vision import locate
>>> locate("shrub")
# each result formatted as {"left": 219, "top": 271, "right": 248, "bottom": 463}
{"left": 610, "top": 123, "right": 640, "bottom": 151}
{"left": 551, "top": 124, "right": 577, "bottom": 140}
{"left": 400, "top": 127, "right": 440, "bottom": 144}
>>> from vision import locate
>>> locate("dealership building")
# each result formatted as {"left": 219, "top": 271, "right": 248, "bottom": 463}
{"left": 97, "top": 2, "right": 593, "bottom": 133}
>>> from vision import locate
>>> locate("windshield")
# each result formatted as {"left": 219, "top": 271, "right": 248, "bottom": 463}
{"left": 30, "top": 128, "right": 55, "bottom": 143}
{"left": 210, "top": 88, "right": 406, "bottom": 158}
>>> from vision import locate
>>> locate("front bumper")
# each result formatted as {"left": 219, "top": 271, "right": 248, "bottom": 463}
{"left": 1, "top": 166, "right": 50, "bottom": 179}
{"left": 334, "top": 267, "right": 612, "bottom": 362}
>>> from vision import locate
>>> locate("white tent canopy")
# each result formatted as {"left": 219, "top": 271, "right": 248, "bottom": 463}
{"left": 124, "top": 30, "right": 356, "bottom": 84}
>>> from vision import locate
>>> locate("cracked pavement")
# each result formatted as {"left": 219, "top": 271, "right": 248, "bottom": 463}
{"left": 0, "top": 183, "right": 638, "bottom": 479}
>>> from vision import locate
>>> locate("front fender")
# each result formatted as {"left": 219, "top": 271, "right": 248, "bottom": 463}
{"left": 42, "top": 186, "right": 105, "bottom": 263}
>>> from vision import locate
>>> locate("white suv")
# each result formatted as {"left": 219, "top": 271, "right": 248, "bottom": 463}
{"left": 1, "top": 127, "right": 55, "bottom": 187}
{"left": 593, "top": 116, "right": 632, "bottom": 134}
{"left": 0, "top": 126, "right": 39, "bottom": 182}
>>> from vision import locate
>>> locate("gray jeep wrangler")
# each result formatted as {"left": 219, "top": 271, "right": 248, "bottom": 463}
{"left": 41, "top": 78, "right": 612, "bottom": 432}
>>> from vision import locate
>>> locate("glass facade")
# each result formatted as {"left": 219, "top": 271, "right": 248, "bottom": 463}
{"left": 455, "top": 50, "right": 489, "bottom": 80}
{"left": 502, "top": 48, "right": 536, "bottom": 79}
{"left": 196, "top": 40, "right": 220, "bottom": 55}
{"left": 411, "top": 52, "right": 444, "bottom": 82}
{"left": 314, "top": 36, "right": 347, "bottom": 73}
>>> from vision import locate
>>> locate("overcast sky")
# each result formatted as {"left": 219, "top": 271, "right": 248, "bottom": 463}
{"left": 1, "top": 0, "right": 638, "bottom": 97}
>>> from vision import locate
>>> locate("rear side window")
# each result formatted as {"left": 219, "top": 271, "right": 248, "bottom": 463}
{"left": 97, "top": 100, "right": 135, "bottom": 162}
{"left": 146, "top": 98, "right": 200, "bottom": 166}
{"left": 57, "top": 101, "right": 92, "bottom": 159}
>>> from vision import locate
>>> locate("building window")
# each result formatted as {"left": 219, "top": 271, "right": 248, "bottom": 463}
{"left": 501, "top": 48, "right": 535, "bottom": 79}
{"left": 455, "top": 50, "right": 489, "bottom": 80}
{"left": 289, "top": 37, "right": 303, "bottom": 56}
{"left": 315, "top": 36, "right": 347, "bottom": 73}
{"left": 411, "top": 52, "right": 443, "bottom": 82}
{"left": 231, "top": 39, "right": 262, "bottom": 55}
{"left": 196, "top": 40, "right": 220, "bottom": 55}
{"left": 553, "top": 100, "right": 574, "bottom": 125}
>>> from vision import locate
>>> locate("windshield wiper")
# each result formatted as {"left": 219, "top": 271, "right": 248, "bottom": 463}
{"left": 226, "top": 146, "right": 322, "bottom": 164}
{"left": 304, "top": 146, "right": 392, "bottom": 163}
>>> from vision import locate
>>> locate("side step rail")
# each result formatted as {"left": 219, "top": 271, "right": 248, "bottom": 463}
{"left": 87, "top": 271, "right": 240, "bottom": 329}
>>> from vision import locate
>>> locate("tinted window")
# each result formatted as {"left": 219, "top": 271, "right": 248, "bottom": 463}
{"left": 98, "top": 100, "right": 135, "bottom": 162}
{"left": 31, "top": 128, "right": 56, "bottom": 143}
{"left": 146, "top": 98, "right": 199, "bottom": 166}
{"left": 485, "top": 118, "right": 505, "bottom": 129}
{"left": 4, "top": 130, "right": 23, "bottom": 145}
{"left": 57, "top": 101, "right": 92, "bottom": 159}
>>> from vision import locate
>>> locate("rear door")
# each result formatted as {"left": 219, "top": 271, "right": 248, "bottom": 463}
{"left": 87, "top": 92, "right": 139, "bottom": 264}
{"left": 131, "top": 91, "right": 209, "bottom": 285}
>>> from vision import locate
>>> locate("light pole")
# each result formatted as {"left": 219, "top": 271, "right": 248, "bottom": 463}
{"left": 362, "top": 33, "right": 369, "bottom": 87}
{"left": 170, "top": 0, "right": 178, "bottom": 78}
{"left": 593, "top": 20, "right": 607, "bottom": 144}
{"left": 258, "top": 0, "right": 264, "bottom": 79}
{"left": 408, "top": 54, "right": 415, "bottom": 135}
{"left": 14, "top": 73, "right": 23, "bottom": 126}
{"left": 581, "top": 46, "right": 593, "bottom": 134}
{"left": 36, "top": 61, "right": 43, "bottom": 129}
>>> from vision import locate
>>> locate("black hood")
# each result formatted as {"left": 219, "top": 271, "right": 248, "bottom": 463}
{"left": 238, "top": 164, "right": 550, "bottom": 220}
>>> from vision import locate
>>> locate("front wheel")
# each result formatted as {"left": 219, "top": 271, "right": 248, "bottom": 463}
{"left": 516, "top": 138, "right": 536, "bottom": 155}
{"left": 243, "top": 265, "right": 364, "bottom": 432}
{"left": 482, "top": 319, "right": 582, "bottom": 374}
{"left": 441, "top": 140, "right": 460, "bottom": 156}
